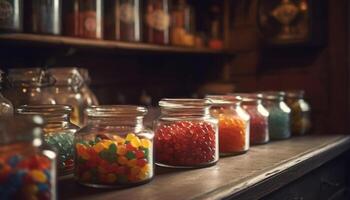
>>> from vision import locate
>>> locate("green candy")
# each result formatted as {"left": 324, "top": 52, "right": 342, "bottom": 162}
{"left": 99, "top": 145, "right": 117, "bottom": 163}
{"left": 126, "top": 151, "right": 136, "bottom": 160}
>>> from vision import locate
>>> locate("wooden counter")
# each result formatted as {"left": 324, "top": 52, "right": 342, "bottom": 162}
{"left": 58, "top": 135, "right": 350, "bottom": 200}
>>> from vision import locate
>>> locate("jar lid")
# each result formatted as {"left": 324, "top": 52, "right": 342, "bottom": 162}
{"left": 285, "top": 90, "right": 305, "bottom": 98}
{"left": 261, "top": 91, "right": 285, "bottom": 100}
{"left": 48, "top": 67, "right": 85, "bottom": 88}
{"left": 86, "top": 105, "right": 147, "bottom": 117}
{"left": 17, "top": 105, "right": 72, "bottom": 116}
{"left": 205, "top": 95, "right": 242, "bottom": 105}
{"left": 228, "top": 93, "right": 262, "bottom": 102}
{"left": 8, "top": 68, "right": 56, "bottom": 87}
{"left": 159, "top": 99, "right": 211, "bottom": 109}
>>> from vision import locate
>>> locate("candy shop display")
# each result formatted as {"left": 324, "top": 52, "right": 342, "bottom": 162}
{"left": 0, "top": 0, "right": 23, "bottom": 32}
{"left": 0, "top": 116, "right": 57, "bottom": 200}
{"left": 4, "top": 68, "right": 56, "bottom": 108}
{"left": 74, "top": 105, "right": 154, "bottom": 188}
{"left": 262, "top": 92, "right": 291, "bottom": 140}
{"left": 154, "top": 99, "right": 218, "bottom": 168}
{"left": 105, "top": 0, "right": 141, "bottom": 42}
{"left": 27, "top": 0, "right": 62, "bottom": 35}
{"left": 49, "top": 67, "right": 99, "bottom": 127}
{"left": 285, "top": 90, "right": 311, "bottom": 136}
{"left": 144, "top": 0, "right": 170, "bottom": 44}
{"left": 207, "top": 95, "right": 250, "bottom": 156}
{"left": 235, "top": 93, "right": 269, "bottom": 145}
{"left": 17, "top": 105, "right": 79, "bottom": 176}
{"left": 63, "top": 0, "right": 103, "bottom": 39}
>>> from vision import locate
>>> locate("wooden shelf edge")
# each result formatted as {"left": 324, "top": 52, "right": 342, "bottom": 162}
{"left": 0, "top": 33, "right": 234, "bottom": 55}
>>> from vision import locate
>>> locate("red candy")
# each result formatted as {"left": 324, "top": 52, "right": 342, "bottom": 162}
{"left": 243, "top": 105, "right": 269, "bottom": 144}
{"left": 155, "top": 121, "right": 217, "bottom": 167}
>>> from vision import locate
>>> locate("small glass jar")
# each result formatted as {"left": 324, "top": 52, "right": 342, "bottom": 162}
{"left": 233, "top": 93, "right": 269, "bottom": 145}
{"left": 4, "top": 68, "right": 56, "bottom": 108}
{"left": 206, "top": 95, "right": 250, "bottom": 156}
{"left": 63, "top": 0, "right": 103, "bottom": 39}
{"left": 144, "top": 0, "right": 170, "bottom": 44}
{"left": 154, "top": 99, "right": 219, "bottom": 168}
{"left": 75, "top": 105, "right": 154, "bottom": 188}
{"left": 0, "top": 115, "right": 57, "bottom": 200}
{"left": 17, "top": 105, "right": 79, "bottom": 176}
{"left": 0, "top": 70, "right": 14, "bottom": 116}
{"left": 105, "top": 0, "right": 141, "bottom": 42}
{"left": 27, "top": 0, "right": 62, "bottom": 35}
{"left": 0, "top": 0, "right": 23, "bottom": 32}
{"left": 48, "top": 67, "right": 99, "bottom": 127}
{"left": 262, "top": 91, "right": 291, "bottom": 140}
{"left": 285, "top": 90, "right": 311, "bottom": 136}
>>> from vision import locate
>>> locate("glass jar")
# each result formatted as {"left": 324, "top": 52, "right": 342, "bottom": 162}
{"left": 144, "top": 0, "right": 170, "bottom": 44}
{"left": 63, "top": 0, "right": 103, "bottom": 39}
{"left": 0, "top": 70, "right": 14, "bottom": 116}
{"left": 78, "top": 68, "right": 99, "bottom": 107}
{"left": 28, "top": 0, "right": 62, "bottom": 35}
{"left": 233, "top": 93, "right": 269, "bottom": 145}
{"left": 4, "top": 68, "right": 56, "bottom": 108}
{"left": 262, "top": 91, "right": 291, "bottom": 140}
{"left": 206, "top": 95, "right": 250, "bottom": 156}
{"left": 285, "top": 90, "right": 311, "bottom": 136}
{"left": 105, "top": 0, "right": 141, "bottom": 42}
{"left": 0, "top": 115, "right": 57, "bottom": 200}
{"left": 75, "top": 105, "right": 154, "bottom": 188}
{"left": 48, "top": 67, "right": 99, "bottom": 127}
{"left": 154, "top": 99, "right": 218, "bottom": 168}
{"left": 17, "top": 105, "right": 79, "bottom": 176}
{"left": 0, "top": 0, "right": 23, "bottom": 32}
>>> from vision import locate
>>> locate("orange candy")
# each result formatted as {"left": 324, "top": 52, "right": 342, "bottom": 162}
{"left": 218, "top": 115, "right": 246, "bottom": 153}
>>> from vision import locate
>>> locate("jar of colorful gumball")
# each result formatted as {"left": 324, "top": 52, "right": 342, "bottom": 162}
{"left": 74, "top": 105, "right": 154, "bottom": 188}
{"left": 262, "top": 91, "right": 291, "bottom": 140}
{"left": 232, "top": 93, "right": 269, "bottom": 145}
{"left": 0, "top": 115, "right": 57, "bottom": 200}
{"left": 154, "top": 99, "right": 219, "bottom": 168}
{"left": 206, "top": 95, "right": 250, "bottom": 156}
{"left": 285, "top": 90, "right": 311, "bottom": 136}
{"left": 17, "top": 105, "right": 79, "bottom": 176}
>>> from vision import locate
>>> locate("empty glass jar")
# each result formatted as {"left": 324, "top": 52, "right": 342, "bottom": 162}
{"left": 154, "top": 99, "right": 219, "bottom": 168}
{"left": 75, "top": 105, "right": 154, "bottom": 188}
{"left": 285, "top": 90, "right": 311, "bottom": 136}
{"left": 17, "top": 105, "right": 79, "bottom": 176}
{"left": 0, "top": 115, "right": 57, "bottom": 200}
{"left": 262, "top": 91, "right": 291, "bottom": 140}
{"left": 4, "top": 68, "right": 56, "bottom": 108}
{"left": 206, "top": 95, "right": 250, "bottom": 156}
{"left": 48, "top": 67, "right": 99, "bottom": 127}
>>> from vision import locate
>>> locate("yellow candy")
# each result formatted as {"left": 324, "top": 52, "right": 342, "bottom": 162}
{"left": 130, "top": 137, "right": 141, "bottom": 148}
{"left": 141, "top": 164, "right": 150, "bottom": 174}
{"left": 93, "top": 143, "right": 106, "bottom": 153}
{"left": 117, "top": 146, "right": 127, "bottom": 156}
{"left": 30, "top": 170, "right": 47, "bottom": 183}
{"left": 131, "top": 167, "right": 141, "bottom": 176}
{"left": 81, "top": 171, "right": 91, "bottom": 181}
{"left": 125, "top": 133, "right": 136, "bottom": 141}
{"left": 118, "top": 156, "right": 128, "bottom": 165}
{"left": 113, "top": 135, "right": 126, "bottom": 144}
{"left": 106, "top": 173, "right": 117, "bottom": 183}
{"left": 23, "top": 184, "right": 38, "bottom": 194}
{"left": 127, "top": 159, "right": 137, "bottom": 167}
{"left": 141, "top": 139, "right": 152, "bottom": 148}
{"left": 137, "top": 170, "right": 148, "bottom": 180}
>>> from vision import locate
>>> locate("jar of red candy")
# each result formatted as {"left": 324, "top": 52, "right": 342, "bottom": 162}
{"left": 154, "top": 99, "right": 219, "bottom": 168}
{"left": 17, "top": 105, "right": 79, "bottom": 176}
{"left": 232, "top": 93, "right": 269, "bottom": 145}
{"left": 74, "top": 105, "right": 154, "bottom": 188}
{"left": 0, "top": 115, "right": 57, "bottom": 200}
{"left": 206, "top": 95, "right": 250, "bottom": 156}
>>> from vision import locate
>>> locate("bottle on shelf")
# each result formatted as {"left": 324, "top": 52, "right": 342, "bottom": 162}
{"left": 0, "top": 0, "right": 23, "bottom": 32}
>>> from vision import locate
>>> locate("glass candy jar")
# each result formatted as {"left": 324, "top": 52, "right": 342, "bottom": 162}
{"left": 154, "top": 99, "right": 219, "bottom": 168}
{"left": 74, "top": 105, "right": 154, "bottom": 188}
{"left": 0, "top": 115, "right": 57, "bottom": 200}
{"left": 285, "top": 90, "right": 311, "bottom": 136}
{"left": 262, "top": 92, "right": 291, "bottom": 140}
{"left": 4, "top": 68, "right": 56, "bottom": 108}
{"left": 234, "top": 93, "right": 269, "bottom": 145}
{"left": 206, "top": 95, "right": 250, "bottom": 156}
{"left": 0, "top": 70, "right": 14, "bottom": 116}
{"left": 17, "top": 105, "right": 79, "bottom": 176}
{"left": 48, "top": 67, "right": 99, "bottom": 127}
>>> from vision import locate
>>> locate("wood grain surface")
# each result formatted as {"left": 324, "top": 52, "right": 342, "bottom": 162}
{"left": 58, "top": 135, "right": 350, "bottom": 200}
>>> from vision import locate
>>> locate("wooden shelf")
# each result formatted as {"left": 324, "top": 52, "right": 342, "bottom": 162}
{"left": 0, "top": 33, "right": 230, "bottom": 55}
{"left": 58, "top": 135, "right": 350, "bottom": 200}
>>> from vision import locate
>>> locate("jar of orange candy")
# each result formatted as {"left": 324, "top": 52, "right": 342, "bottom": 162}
{"left": 206, "top": 95, "right": 250, "bottom": 156}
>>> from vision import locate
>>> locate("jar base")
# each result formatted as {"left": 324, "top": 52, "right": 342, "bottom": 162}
{"left": 220, "top": 150, "right": 248, "bottom": 157}
{"left": 155, "top": 161, "right": 218, "bottom": 169}
{"left": 76, "top": 178, "right": 153, "bottom": 189}
{"left": 251, "top": 140, "right": 269, "bottom": 145}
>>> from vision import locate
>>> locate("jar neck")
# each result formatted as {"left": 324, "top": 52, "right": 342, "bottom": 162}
{"left": 160, "top": 107, "right": 211, "bottom": 118}
{"left": 88, "top": 116, "right": 145, "bottom": 130}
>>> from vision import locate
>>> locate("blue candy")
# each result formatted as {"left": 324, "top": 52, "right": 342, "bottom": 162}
{"left": 7, "top": 155, "right": 21, "bottom": 168}
{"left": 37, "top": 183, "right": 49, "bottom": 192}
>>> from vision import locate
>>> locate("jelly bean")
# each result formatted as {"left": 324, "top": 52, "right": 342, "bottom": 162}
{"left": 117, "top": 146, "right": 127, "bottom": 156}
{"left": 106, "top": 174, "right": 117, "bottom": 183}
{"left": 118, "top": 156, "right": 128, "bottom": 165}
{"left": 135, "top": 151, "right": 144, "bottom": 159}
{"left": 136, "top": 159, "right": 147, "bottom": 167}
{"left": 37, "top": 183, "right": 49, "bottom": 192}
{"left": 130, "top": 137, "right": 142, "bottom": 148}
{"left": 141, "top": 139, "right": 151, "bottom": 148}
{"left": 126, "top": 151, "right": 136, "bottom": 160}
{"left": 127, "top": 159, "right": 137, "bottom": 168}
{"left": 125, "top": 133, "right": 136, "bottom": 141}
{"left": 7, "top": 155, "right": 21, "bottom": 168}
{"left": 23, "top": 184, "right": 39, "bottom": 194}
{"left": 30, "top": 170, "right": 47, "bottom": 183}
